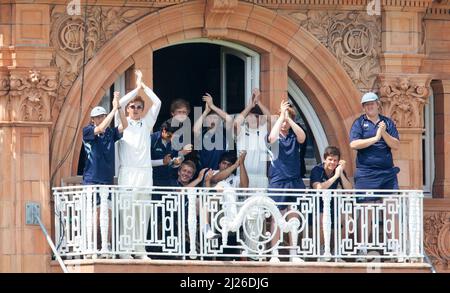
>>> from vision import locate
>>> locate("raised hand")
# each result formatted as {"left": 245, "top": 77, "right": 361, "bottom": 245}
{"left": 280, "top": 100, "right": 290, "bottom": 118}
{"left": 338, "top": 160, "right": 346, "bottom": 172}
{"left": 376, "top": 121, "right": 386, "bottom": 140}
{"left": 335, "top": 164, "right": 343, "bottom": 177}
{"left": 204, "top": 169, "right": 215, "bottom": 184}
{"left": 198, "top": 168, "right": 208, "bottom": 179}
{"left": 163, "top": 154, "right": 172, "bottom": 166}
{"left": 202, "top": 93, "right": 214, "bottom": 108}
{"left": 112, "top": 91, "right": 120, "bottom": 110}
{"left": 135, "top": 70, "right": 143, "bottom": 88}
{"left": 252, "top": 88, "right": 261, "bottom": 105}
{"left": 238, "top": 150, "right": 247, "bottom": 165}
{"left": 378, "top": 121, "right": 387, "bottom": 134}
{"left": 181, "top": 144, "right": 193, "bottom": 155}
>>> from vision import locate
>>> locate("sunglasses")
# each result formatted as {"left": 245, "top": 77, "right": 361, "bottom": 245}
{"left": 129, "top": 105, "right": 143, "bottom": 110}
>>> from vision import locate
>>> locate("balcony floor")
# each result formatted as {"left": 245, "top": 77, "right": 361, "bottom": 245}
{"left": 51, "top": 259, "right": 432, "bottom": 273}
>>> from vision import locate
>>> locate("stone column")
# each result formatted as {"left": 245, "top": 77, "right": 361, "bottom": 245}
{"left": 378, "top": 74, "right": 431, "bottom": 189}
{"left": 379, "top": 6, "right": 431, "bottom": 190}
{"left": 260, "top": 46, "right": 290, "bottom": 113}
{"left": 0, "top": 3, "right": 58, "bottom": 272}
{"left": 432, "top": 80, "right": 450, "bottom": 198}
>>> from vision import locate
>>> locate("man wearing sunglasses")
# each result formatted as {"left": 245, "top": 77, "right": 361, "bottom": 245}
{"left": 116, "top": 70, "right": 162, "bottom": 260}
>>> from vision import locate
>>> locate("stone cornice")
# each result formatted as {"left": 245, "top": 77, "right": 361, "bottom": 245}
{"left": 3, "top": 0, "right": 435, "bottom": 10}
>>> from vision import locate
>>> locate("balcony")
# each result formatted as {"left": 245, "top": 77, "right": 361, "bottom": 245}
{"left": 51, "top": 185, "right": 431, "bottom": 273}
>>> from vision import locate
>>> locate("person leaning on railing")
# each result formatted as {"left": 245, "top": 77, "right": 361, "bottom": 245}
{"left": 81, "top": 91, "right": 128, "bottom": 258}
{"left": 309, "top": 146, "right": 352, "bottom": 262}
{"left": 349, "top": 91, "right": 401, "bottom": 262}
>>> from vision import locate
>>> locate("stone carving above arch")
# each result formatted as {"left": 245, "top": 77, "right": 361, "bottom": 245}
{"left": 288, "top": 10, "right": 381, "bottom": 92}
{"left": 205, "top": 0, "right": 238, "bottom": 38}
{"left": 424, "top": 212, "right": 450, "bottom": 269}
{"left": 378, "top": 74, "right": 431, "bottom": 128}
{"left": 9, "top": 69, "right": 59, "bottom": 122}
{"left": 49, "top": 5, "right": 155, "bottom": 121}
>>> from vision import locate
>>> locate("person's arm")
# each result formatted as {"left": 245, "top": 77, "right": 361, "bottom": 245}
{"left": 112, "top": 91, "right": 128, "bottom": 133}
{"left": 94, "top": 98, "right": 119, "bottom": 135}
{"left": 193, "top": 104, "right": 210, "bottom": 137}
{"left": 233, "top": 101, "right": 254, "bottom": 137}
{"left": 152, "top": 154, "right": 172, "bottom": 167}
{"left": 233, "top": 89, "right": 258, "bottom": 136}
{"left": 210, "top": 161, "right": 240, "bottom": 185}
{"left": 350, "top": 127, "right": 381, "bottom": 150}
{"left": 268, "top": 100, "right": 289, "bottom": 143}
{"left": 152, "top": 159, "right": 164, "bottom": 167}
{"left": 287, "top": 117, "right": 306, "bottom": 144}
{"left": 238, "top": 152, "right": 249, "bottom": 188}
{"left": 255, "top": 93, "right": 272, "bottom": 130}
{"left": 337, "top": 160, "right": 352, "bottom": 189}
{"left": 203, "top": 93, "right": 233, "bottom": 126}
{"left": 379, "top": 121, "right": 400, "bottom": 150}
{"left": 186, "top": 168, "right": 208, "bottom": 187}
{"left": 311, "top": 167, "right": 341, "bottom": 190}
{"left": 141, "top": 82, "right": 162, "bottom": 129}
{"left": 178, "top": 144, "right": 193, "bottom": 157}
{"left": 204, "top": 169, "right": 215, "bottom": 187}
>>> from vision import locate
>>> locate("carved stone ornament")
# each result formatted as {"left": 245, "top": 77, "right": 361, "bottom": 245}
{"left": 49, "top": 5, "right": 155, "bottom": 122}
{"left": 288, "top": 11, "right": 381, "bottom": 92}
{"left": 424, "top": 212, "right": 450, "bottom": 269}
{"left": 0, "top": 69, "right": 10, "bottom": 121}
{"left": 205, "top": 0, "right": 238, "bottom": 39}
{"left": 9, "top": 69, "right": 58, "bottom": 122}
{"left": 379, "top": 75, "right": 431, "bottom": 128}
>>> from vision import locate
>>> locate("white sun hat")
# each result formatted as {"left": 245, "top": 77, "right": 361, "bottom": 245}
{"left": 90, "top": 106, "right": 107, "bottom": 117}
{"left": 361, "top": 92, "right": 379, "bottom": 104}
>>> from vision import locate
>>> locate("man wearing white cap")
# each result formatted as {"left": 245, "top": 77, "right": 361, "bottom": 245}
{"left": 82, "top": 92, "right": 128, "bottom": 258}
{"left": 349, "top": 92, "right": 400, "bottom": 191}
{"left": 116, "top": 70, "right": 161, "bottom": 259}
{"left": 349, "top": 91, "right": 400, "bottom": 261}
{"left": 82, "top": 91, "right": 128, "bottom": 186}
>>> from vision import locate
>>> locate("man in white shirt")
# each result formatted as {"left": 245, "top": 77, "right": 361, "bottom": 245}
{"left": 117, "top": 70, "right": 161, "bottom": 260}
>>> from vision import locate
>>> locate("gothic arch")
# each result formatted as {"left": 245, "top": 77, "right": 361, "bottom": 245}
{"left": 50, "top": 0, "right": 362, "bottom": 185}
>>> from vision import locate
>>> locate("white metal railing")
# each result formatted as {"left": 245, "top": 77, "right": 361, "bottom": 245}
{"left": 53, "top": 185, "right": 424, "bottom": 263}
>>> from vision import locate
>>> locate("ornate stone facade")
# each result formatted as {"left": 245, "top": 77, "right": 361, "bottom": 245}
{"left": 378, "top": 75, "right": 431, "bottom": 128}
{"left": 49, "top": 5, "right": 156, "bottom": 121}
{"left": 0, "top": 69, "right": 10, "bottom": 121}
{"left": 8, "top": 69, "right": 59, "bottom": 122}
{"left": 1, "top": 0, "right": 450, "bottom": 273}
{"left": 424, "top": 211, "right": 450, "bottom": 269}
{"left": 288, "top": 10, "right": 381, "bottom": 92}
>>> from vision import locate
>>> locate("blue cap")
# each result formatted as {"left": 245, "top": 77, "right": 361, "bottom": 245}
{"left": 361, "top": 92, "right": 379, "bottom": 104}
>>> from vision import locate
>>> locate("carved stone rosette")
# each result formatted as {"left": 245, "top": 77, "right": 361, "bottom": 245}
{"left": 424, "top": 212, "right": 450, "bottom": 270}
{"left": 288, "top": 10, "right": 381, "bottom": 92}
{"left": 378, "top": 74, "right": 431, "bottom": 128}
{"left": 205, "top": 0, "right": 238, "bottom": 38}
{"left": 49, "top": 5, "right": 154, "bottom": 122}
{"left": 9, "top": 68, "right": 59, "bottom": 122}
{"left": 0, "top": 68, "right": 10, "bottom": 121}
